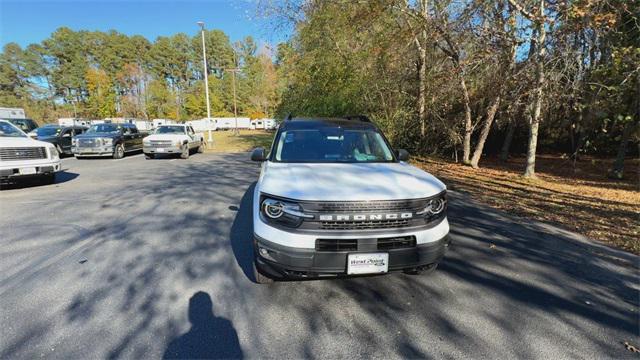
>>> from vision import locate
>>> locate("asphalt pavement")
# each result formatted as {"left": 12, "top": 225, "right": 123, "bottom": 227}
{"left": 0, "top": 152, "right": 638, "bottom": 359}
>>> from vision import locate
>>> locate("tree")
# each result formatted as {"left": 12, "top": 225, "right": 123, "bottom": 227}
{"left": 86, "top": 67, "right": 116, "bottom": 118}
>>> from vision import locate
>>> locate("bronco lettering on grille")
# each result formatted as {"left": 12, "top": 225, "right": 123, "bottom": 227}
{"left": 318, "top": 213, "right": 413, "bottom": 221}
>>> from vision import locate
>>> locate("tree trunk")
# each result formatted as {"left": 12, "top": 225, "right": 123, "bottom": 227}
{"left": 418, "top": 39, "right": 427, "bottom": 137}
{"left": 470, "top": 95, "right": 501, "bottom": 168}
{"left": 523, "top": 1, "right": 547, "bottom": 178}
{"left": 609, "top": 120, "right": 637, "bottom": 179}
{"left": 460, "top": 76, "right": 473, "bottom": 165}
{"left": 500, "top": 117, "right": 516, "bottom": 162}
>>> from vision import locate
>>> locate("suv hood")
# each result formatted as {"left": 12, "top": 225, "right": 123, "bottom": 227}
{"left": 260, "top": 162, "right": 446, "bottom": 201}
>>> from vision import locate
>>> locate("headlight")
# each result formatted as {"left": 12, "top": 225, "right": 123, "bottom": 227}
{"left": 49, "top": 146, "right": 59, "bottom": 159}
{"left": 103, "top": 138, "right": 113, "bottom": 145}
{"left": 417, "top": 192, "right": 447, "bottom": 218}
{"left": 72, "top": 138, "right": 78, "bottom": 145}
{"left": 260, "top": 196, "right": 312, "bottom": 228}
{"left": 175, "top": 140, "right": 182, "bottom": 147}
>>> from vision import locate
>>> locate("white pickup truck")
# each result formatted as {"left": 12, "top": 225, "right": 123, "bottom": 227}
{"left": 142, "top": 124, "right": 205, "bottom": 159}
{"left": 0, "top": 120, "right": 61, "bottom": 185}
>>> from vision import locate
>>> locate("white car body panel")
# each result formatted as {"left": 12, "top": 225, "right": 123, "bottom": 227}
{"left": 258, "top": 161, "right": 446, "bottom": 201}
{"left": 0, "top": 129, "right": 61, "bottom": 175}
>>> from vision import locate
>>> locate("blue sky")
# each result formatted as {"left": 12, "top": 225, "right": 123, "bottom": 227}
{"left": 0, "top": 0, "right": 289, "bottom": 48}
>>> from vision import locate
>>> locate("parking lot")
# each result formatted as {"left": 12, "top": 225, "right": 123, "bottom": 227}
{"left": 0, "top": 152, "right": 638, "bottom": 359}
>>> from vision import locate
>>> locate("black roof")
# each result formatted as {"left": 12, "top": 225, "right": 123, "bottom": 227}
{"left": 281, "top": 116, "right": 377, "bottom": 130}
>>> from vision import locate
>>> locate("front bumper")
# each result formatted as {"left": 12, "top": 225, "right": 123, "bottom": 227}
{"left": 143, "top": 145, "right": 182, "bottom": 154}
{"left": 254, "top": 233, "right": 450, "bottom": 279}
{"left": 73, "top": 146, "right": 114, "bottom": 157}
{"left": 0, "top": 159, "right": 61, "bottom": 179}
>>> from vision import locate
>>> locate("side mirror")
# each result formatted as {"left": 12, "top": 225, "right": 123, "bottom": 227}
{"left": 397, "top": 149, "right": 410, "bottom": 162}
{"left": 251, "top": 147, "right": 267, "bottom": 162}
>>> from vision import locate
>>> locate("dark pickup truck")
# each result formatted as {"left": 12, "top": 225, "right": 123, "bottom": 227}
{"left": 72, "top": 123, "right": 144, "bottom": 159}
{"left": 33, "top": 124, "right": 88, "bottom": 155}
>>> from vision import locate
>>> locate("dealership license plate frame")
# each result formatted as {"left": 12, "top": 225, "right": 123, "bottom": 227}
{"left": 347, "top": 253, "right": 389, "bottom": 275}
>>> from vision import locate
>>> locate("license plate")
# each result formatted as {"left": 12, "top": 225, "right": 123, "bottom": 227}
{"left": 347, "top": 253, "right": 389, "bottom": 275}
{"left": 156, "top": 148, "right": 165, "bottom": 153}
{"left": 19, "top": 167, "right": 37, "bottom": 175}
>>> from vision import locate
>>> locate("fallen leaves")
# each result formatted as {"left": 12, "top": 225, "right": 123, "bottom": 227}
{"left": 415, "top": 155, "right": 640, "bottom": 255}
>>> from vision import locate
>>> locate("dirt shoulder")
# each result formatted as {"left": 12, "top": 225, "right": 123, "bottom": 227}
{"left": 415, "top": 155, "right": 639, "bottom": 254}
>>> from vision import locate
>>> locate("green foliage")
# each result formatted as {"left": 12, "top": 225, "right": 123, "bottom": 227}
{"left": 2, "top": 27, "right": 283, "bottom": 122}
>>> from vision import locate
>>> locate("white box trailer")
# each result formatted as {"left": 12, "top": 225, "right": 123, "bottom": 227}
{"left": 215, "top": 117, "right": 251, "bottom": 130}
{"left": 152, "top": 118, "right": 176, "bottom": 128}
{"left": 0, "top": 107, "right": 26, "bottom": 119}
{"left": 251, "top": 118, "right": 277, "bottom": 130}
{"left": 187, "top": 118, "right": 218, "bottom": 132}
{"left": 58, "top": 118, "right": 91, "bottom": 126}
{"left": 133, "top": 120, "right": 153, "bottom": 131}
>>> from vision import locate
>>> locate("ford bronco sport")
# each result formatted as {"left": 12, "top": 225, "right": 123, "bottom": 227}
{"left": 250, "top": 116, "right": 450, "bottom": 283}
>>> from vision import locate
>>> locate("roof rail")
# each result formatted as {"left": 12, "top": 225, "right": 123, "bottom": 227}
{"left": 284, "top": 113, "right": 294, "bottom": 121}
{"left": 343, "top": 115, "right": 371, "bottom": 123}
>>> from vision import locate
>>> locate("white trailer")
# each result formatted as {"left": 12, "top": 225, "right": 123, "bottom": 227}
{"left": 152, "top": 118, "right": 176, "bottom": 128}
{"left": 251, "top": 118, "right": 277, "bottom": 130}
{"left": 58, "top": 118, "right": 91, "bottom": 126}
{"left": 0, "top": 107, "right": 26, "bottom": 119}
{"left": 215, "top": 117, "right": 251, "bottom": 130}
{"left": 133, "top": 120, "right": 153, "bottom": 131}
{"left": 187, "top": 118, "right": 218, "bottom": 132}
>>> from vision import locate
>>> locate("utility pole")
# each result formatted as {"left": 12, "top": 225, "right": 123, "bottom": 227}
{"left": 197, "top": 21, "right": 213, "bottom": 147}
{"left": 211, "top": 47, "right": 240, "bottom": 135}
{"left": 230, "top": 48, "right": 239, "bottom": 135}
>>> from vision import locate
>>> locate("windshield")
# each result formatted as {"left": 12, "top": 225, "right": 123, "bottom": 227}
{"left": 0, "top": 121, "right": 27, "bottom": 137}
{"left": 155, "top": 126, "right": 185, "bottom": 134}
{"left": 87, "top": 124, "right": 120, "bottom": 134}
{"left": 273, "top": 128, "right": 395, "bottom": 163}
{"left": 36, "top": 127, "right": 62, "bottom": 137}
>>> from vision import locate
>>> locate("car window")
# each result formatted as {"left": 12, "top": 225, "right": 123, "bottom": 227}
{"left": 274, "top": 128, "right": 395, "bottom": 163}
{"left": 130, "top": 127, "right": 138, "bottom": 134}
{"left": 122, "top": 126, "right": 132, "bottom": 135}
{"left": 0, "top": 121, "right": 27, "bottom": 137}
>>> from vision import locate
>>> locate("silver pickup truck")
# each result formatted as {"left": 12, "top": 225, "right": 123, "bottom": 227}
{"left": 142, "top": 124, "right": 205, "bottom": 159}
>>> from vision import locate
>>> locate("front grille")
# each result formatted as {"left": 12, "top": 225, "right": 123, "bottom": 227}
{"left": 79, "top": 138, "right": 98, "bottom": 147}
{"left": 315, "top": 199, "right": 424, "bottom": 213}
{"left": 316, "top": 239, "right": 358, "bottom": 251}
{"left": 377, "top": 236, "right": 416, "bottom": 250}
{"left": 0, "top": 147, "right": 47, "bottom": 161}
{"left": 147, "top": 140, "right": 173, "bottom": 148}
{"left": 320, "top": 218, "right": 411, "bottom": 230}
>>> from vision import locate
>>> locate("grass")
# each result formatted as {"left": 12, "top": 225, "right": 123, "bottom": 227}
{"left": 205, "top": 130, "right": 275, "bottom": 153}
{"left": 414, "top": 155, "right": 640, "bottom": 255}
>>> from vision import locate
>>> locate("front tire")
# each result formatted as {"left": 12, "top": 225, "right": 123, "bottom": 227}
{"left": 197, "top": 141, "right": 204, "bottom": 153}
{"left": 113, "top": 144, "right": 125, "bottom": 159}
{"left": 145, "top": 153, "right": 154, "bottom": 159}
{"left": 180, "top": 143, "right": 189, "bottom": 159}
{"left": 253, "top": 261, "right": 274, "bottom": 284}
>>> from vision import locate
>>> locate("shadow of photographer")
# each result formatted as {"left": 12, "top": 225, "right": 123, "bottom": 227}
{"left": 163, "top": 291, "right": 243, "bottom": 360}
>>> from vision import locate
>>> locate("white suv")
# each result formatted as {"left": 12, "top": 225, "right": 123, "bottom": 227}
{"left": 0, "top": 120, "right": 61, "bottom": 185}
{"left": 250, "top": 116, "right": 450, "bottom": 283}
